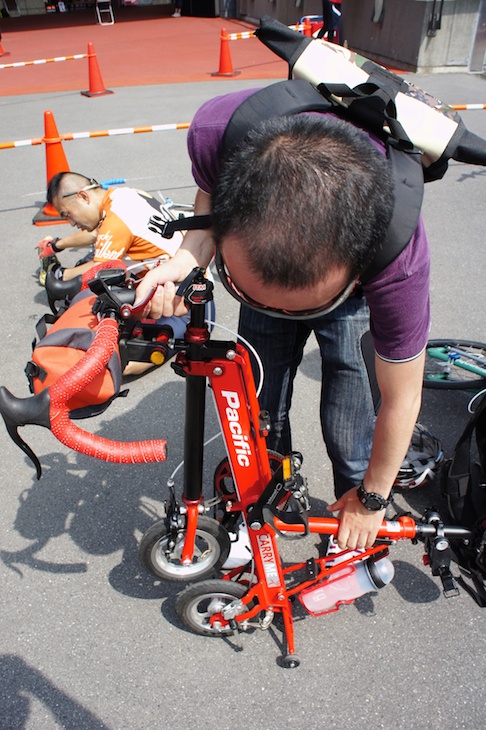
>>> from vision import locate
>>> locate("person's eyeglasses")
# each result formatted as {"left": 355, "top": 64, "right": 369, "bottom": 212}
{"left": 215, "top": 247, "right": 358, "bottom": 321}
{"left": 62, "top": 178, "right": 101, "bottom": 198}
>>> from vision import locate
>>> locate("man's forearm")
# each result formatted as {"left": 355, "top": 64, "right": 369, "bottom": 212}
{"left": 56, "top": 231, "right": 97, "bottom": 251}
{"left": 363, "top": 353, "right": 425, "bottom": 497}
{"left": 175, "top": 188, "right": 215, "bottom": 270}
{"left": 150, "top": 186, "right": 214, "bottom": 274}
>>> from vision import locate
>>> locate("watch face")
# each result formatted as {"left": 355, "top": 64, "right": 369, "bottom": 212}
{"left": 358, "top": 485, "right": 386, "bottom": 510}
{"left": 366, "top": 495, "right": 382, "bottom": 510}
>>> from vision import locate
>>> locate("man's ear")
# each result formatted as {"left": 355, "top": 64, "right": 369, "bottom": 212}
{"left": 78, "top": 190, "right": 91, "bottom": 205}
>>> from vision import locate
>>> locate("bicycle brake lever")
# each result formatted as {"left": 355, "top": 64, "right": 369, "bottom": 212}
{"left": 119, "top": 286, "right": 157, "bottom": 319}
{"left": 87, "top": 269, "right": 152, "bottom": 319}
{"left": 121, "top": 267, "right": 209, "bottom": 319}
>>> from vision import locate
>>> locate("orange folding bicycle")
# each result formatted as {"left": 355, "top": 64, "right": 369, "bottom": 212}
{"left": 0, "top": 268, "right": 482, "bottom": 668}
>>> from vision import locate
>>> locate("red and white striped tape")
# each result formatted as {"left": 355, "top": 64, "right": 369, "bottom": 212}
{"left": 451, "top": 103, "right": 486, "bottom": 110}
{"left": 0, "top": 122, "right": 191, "bottom": 150}
{"left": 0, "top": 53, "right": 87, "bottom": 70}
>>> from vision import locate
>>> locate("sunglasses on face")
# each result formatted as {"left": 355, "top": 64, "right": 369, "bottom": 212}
{"left": 215, "top": 247, "right": 358, "bottom": 321}
{"left": 61, "top": 178, "right": 101, "bottom": 198}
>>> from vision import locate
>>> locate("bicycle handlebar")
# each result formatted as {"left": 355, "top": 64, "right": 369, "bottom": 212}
{"left": 414, "top": 523, "right": 473, "bottom": 539}
{"left": 46, "top": 260, "right": 129, "bottom": 315}
{"left": 37, "top": 268, "right": 217, "bottom": 467}
{"left": 0, "top": 273, "right": 166, "bottom": 477}
{"left": 48, "top": 315, "right": 166, "bottom": 464}
{"left": 272, "top": 514, "right": 473, "bottom": 540}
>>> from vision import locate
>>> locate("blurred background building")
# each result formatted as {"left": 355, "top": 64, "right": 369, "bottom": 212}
{"left": 1, "top": 0, "right": 485, "bottom": 73}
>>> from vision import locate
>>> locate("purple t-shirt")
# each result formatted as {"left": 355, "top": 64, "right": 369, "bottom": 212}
{"left": 187, "top": 89, "right": 430, "bottom": 362}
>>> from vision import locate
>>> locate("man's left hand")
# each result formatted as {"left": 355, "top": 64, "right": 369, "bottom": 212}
{"left": 327, "top": 487, "right": 386, "bottom": 549}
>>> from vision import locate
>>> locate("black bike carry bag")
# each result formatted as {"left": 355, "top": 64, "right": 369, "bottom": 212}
{"left": 441, "top": 392, "right": 486, "bottom": 605}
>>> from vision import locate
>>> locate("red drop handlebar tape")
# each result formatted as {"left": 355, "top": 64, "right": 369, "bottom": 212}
{"left": 48, "top": 317, "right": 166, "bottom": 463}
{"left": 81, "top": 259, "right": 125, "bottom": 290}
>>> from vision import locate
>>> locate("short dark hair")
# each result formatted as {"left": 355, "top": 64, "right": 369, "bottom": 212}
{"left": 211, "top": 114, "right": 395, "bottom": 287}
{"left": 47, "top": 172, "right": 93, "bottom": 204}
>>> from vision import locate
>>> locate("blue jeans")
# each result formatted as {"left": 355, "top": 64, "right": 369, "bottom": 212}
{"left": 238, "top": 295, "right": 375, "bottom": 499}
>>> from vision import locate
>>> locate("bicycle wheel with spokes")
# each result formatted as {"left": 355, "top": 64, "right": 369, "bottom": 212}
{"left": 423, "top": 339, "right": 486, "bottom": 390}
{"left": 138, "top": 515, "right": 231, "bottom": 582}
{"left": 176, "top": 579, "right": 249, "bottom": 636}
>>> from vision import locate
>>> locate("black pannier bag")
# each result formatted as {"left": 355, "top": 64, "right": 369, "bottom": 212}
{"left": 441, "top": 392, "right": 486, "bottom": 605}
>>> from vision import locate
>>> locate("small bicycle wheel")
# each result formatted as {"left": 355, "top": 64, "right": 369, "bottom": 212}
{"left": 176, "top": 579, "right": 249, "bottom": 636}
{"left": 423, "top": 339, "right": 486, "bottom": 390}
{"left": 138, "top": 515, "right": 231, "bottom": 582}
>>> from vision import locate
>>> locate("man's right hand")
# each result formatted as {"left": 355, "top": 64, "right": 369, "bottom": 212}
{"left": 135, "top": 188, "right": 215, "bottom": 320}
{"left": 36, "top": 236, "right": 59, "bottom": 259}
{"left": 134, "top": 259, "right": 192, "bottom": 320}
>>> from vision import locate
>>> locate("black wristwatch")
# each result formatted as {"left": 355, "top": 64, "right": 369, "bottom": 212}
{"left": 356, "top": 483, "right": 391, "bottom": 511}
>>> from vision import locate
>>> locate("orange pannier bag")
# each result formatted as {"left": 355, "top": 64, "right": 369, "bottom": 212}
{"left": 25, "top": 290, "right": 122, "bottom": 419}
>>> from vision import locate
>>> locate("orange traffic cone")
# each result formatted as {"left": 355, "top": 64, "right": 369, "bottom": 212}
{"left": 81, "top": 42, "right": 114, "bottom": 97}
{"left": 211, "top": 28, "right": 240, "bottom": 77}
{"left": 0, "top": 37, "right": 11, "bottom": 57}
{"left": 33, "top": 110, "right": 71, "bottom": 226}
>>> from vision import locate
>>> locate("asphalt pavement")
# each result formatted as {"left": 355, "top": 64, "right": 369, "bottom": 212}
{"left": 0, "top": 67, "right": 485, "bottom": 728}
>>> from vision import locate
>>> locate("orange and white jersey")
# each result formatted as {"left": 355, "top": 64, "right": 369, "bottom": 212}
{"left": 93, "top": 187, "right": 184, "bottom": 275}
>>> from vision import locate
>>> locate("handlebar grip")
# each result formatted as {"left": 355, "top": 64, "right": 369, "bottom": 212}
{"left": 45, "top": 273, "right": 82, "bottom": 314}
{"left": 414, "top": 523, "right": 473, "bottom": 539}
{"left": 49, "top": 317, "right": 166, "bottom": 464}
{"left": 46, "top": 261, "right": 128, "bottom": 315}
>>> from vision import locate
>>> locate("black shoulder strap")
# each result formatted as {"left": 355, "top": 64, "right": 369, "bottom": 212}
{"left": 361, "top": 141, "right": 424, "bottom": 282}
{"left": 35, "top": 312, "right": 59, "bottom": 342}
{"left": 148, "top": 213, "right": 212, "bottom": 239}
{"left": 223, "top": 79, "right": 333, "bottom": 154}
